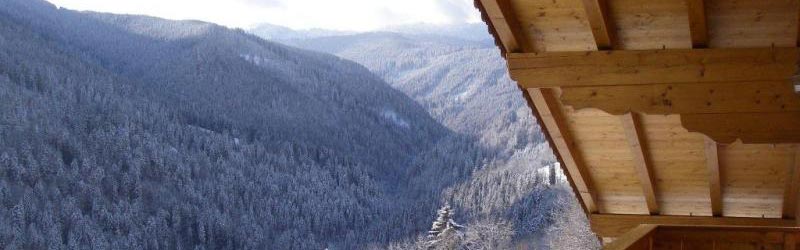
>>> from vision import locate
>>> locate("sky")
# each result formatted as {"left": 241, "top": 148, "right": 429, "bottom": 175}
{"left": 45, "top": 0, "right": 482, "bottom": 31}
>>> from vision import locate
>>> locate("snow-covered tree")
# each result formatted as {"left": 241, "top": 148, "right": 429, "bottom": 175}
{"left": 427, "top": 204, "right": 464, "bottom": 249}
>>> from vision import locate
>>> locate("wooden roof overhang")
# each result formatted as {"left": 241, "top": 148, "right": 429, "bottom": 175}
{"left": 475, "top": 0, "right": 800, "bottom": 240}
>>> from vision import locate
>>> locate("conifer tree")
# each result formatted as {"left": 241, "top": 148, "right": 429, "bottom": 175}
{"left": 427, "top": 204, "right": 464, "bottom": 249}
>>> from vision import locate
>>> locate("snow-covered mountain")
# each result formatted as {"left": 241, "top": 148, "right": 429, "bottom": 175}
{"left": 252, "top": 23, "right": 599, "bottom": 249}
{"left": 249, "top": 23, "right": 354, "bottom": 41}
{"left": 265, "top": 23, "right": 547, "bottom": 161}
{"left": 0, "top": 0, "right": 458, "bottom": 248}
{"left": 0, "top": 0, "right": 596, "bottom": 248}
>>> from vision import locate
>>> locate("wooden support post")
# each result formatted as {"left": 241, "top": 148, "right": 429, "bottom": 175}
{"left": 704, "top": 136, "right": 723, "bottom": 216}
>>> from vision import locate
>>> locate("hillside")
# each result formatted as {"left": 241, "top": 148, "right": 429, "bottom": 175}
{"left": 0, "top": 0, "right": 596, "bottom": 248}
{"left": 267, "top": 24, "right": 546, "bottom": 158}
{"left": 0, "top": 0, "right": 460, "bottom": 248}
{"left": 254, "top": 24, "right": 598, "bottom": 249}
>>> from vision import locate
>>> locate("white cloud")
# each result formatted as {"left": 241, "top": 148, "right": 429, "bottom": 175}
{"left": 45, "top": 0, "right": 481, "bottom": 31}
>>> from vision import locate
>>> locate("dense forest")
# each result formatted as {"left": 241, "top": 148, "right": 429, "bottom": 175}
{"left": 255, "top": 23, "right": 599, "bottom": 249}
{"left": 0, "top": 0, "right": 596, "bottom": 249}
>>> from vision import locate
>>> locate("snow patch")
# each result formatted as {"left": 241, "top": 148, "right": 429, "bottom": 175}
{"left": 240, "top": 53, "right": 284, "bottom": 69}
{"left": 454, "top": 88, "right": 476, "bottom": 102}
{"left": 240, "top": 54, "right": 264, "bottom": 66}
{"left": 380, "top": 109, "right": 410, "bottom": 129}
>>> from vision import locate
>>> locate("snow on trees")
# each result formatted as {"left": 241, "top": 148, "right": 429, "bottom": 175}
{"left": 426, "top": 204, "right": 465, "bottom": 248}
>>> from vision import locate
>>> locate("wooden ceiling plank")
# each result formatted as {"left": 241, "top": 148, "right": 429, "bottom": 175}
{"left": 580, "top": 0, "right": 616, "bottom": 50}
{"left": 621, "top": 112, "right": 659, "bottom": 215}
{"left": 478, "top": 0, "right": 531, "bottom": 53}
{"left": 507, "top": 47, "right": 799, "bottom": 88}
{"left": 704, "top": 136, "right": 722, "bottom": 217}
{"left": 590, "top": 214, "right": 796, "bottom": 238}
{"left": 528, "top": 88, "right": 599, "bottom": 213}
{"left": 685, "top": 0, "right": 708, "bottom": 48}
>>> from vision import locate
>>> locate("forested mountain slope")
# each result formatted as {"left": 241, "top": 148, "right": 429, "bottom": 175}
{"left": 259, "top": 24, "right": 545, "bottom": 158}
{"left": 253, "top": 24, "right": 599, "bottom": 249}
{"left": 0, "top": 0, "right": 457, "bottom": 248}
{"left": 0, "top": 0, "right": 596, "bottom": 248}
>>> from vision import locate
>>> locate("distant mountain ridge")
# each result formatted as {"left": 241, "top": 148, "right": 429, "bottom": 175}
{"left": 249, "top": 23, "right": 355, "bottom": 41}
{"left": 264, "top": 23, "right": 543, "bottom": 155}
{"left": 383, "top": 22, "right": 496, "bottom": 43}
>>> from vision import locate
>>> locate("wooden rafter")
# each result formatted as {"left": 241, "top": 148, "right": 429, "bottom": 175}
{"left": 519, "top": 86, "right": 591, "bottom": 216}
{"left": 477, "top": 0, "right": 530, "bottom": 53}
{"left": 581, "top": 0, "right": 615, "bottom": 49}
{"left": 507, "top": 47, "right": 799, "bottom": 88}
{"left": 528, "top": 88, "right": 599, "bottom": 213}
{"left": 590, "top": 214, "right": 797, "bottom": 238}
{"left": 621, "top": 112, "right": 659, "bottom": 215}
{"left": 704, "top": 136, "right": 722, "bottom": 217}
{"left": 685, "top": 0, "right": 708, "bottom": 48}
{"left": 787, "top": 145, "right": 800, "bottom": 219}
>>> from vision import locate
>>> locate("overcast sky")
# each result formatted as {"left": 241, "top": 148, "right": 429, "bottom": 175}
{"left": 45, "top": 0, "right": 482, "bottom": 31}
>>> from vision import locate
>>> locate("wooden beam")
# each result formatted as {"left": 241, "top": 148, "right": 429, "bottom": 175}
{"left": 559, "top": 81, "right": 800, "bottom": 115}
{"left": 788, "top": 145, "right": 800, "bottom": 219}
{"left": 478, "top": 0, "right": 531, "bottom": 53}
{"left": 519, "top": 86, "right": 591, "bottom": 217}
{"left": 604, "top": 224, "right": 656, "bottom": 250}
{"left": 507, "top": 47, "right": 799, "bottom": 88}
{"left": 621, "top": 112, "right": 659, "bottom": 215}
{"left": 590, "top": 214, "right": 797, "bottom": 237}
{"left": 682, "top": 112, "right": 800, "bottom": 144}
{"left": 704, "top": 136, "right": 722, "bottom": 217}
{"left": 528, "top": 88, "right": 599, "bottom": 213}
{"left": 581, "top": 0, "right": 616, "bottom": 50}
{"left": 685, "top": 0, "right": 708, "bottom": 48}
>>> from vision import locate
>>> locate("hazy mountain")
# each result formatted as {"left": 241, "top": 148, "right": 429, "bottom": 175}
{"left": 249, "top": 23, "right": 354, "bottom": 41}
{"left": 384, "top": 22, "right": 495, "bottom": 44}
